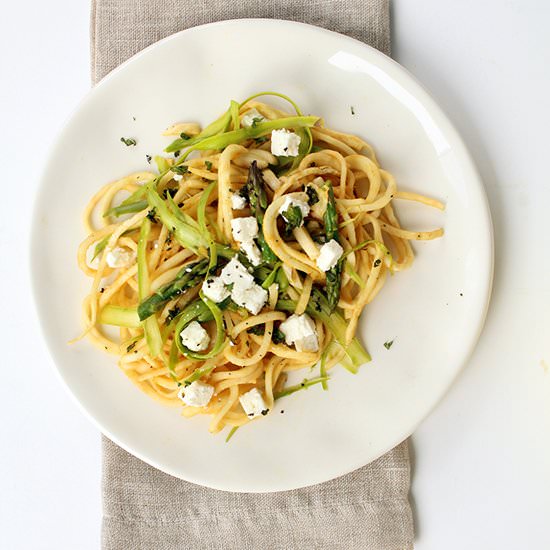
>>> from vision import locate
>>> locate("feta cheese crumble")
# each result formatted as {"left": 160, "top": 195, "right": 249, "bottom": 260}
{"left": 316, "top": 239, "right": 344, "bottom": 272}
{"left": 239, "top": 388, "right": 268, "bottom": 418}
{"left": 220, "top": 257, "right": 255, "bottom": 287}
{"left": 271, "top": 129, "right": 301, "bottom": 157}
{"left": 180, "top": 321, "right": 210, "bottom": 352}
{"left": 278, "top": 195, "right": 310, "bottom": 225}
{"left": 231, "top": 193, "right": 247, "bottom": 210}
{"left": 219, "top": 257, "right": 267, "bottom": 314}
{"left": 106, "top": 247, "right": 135, "bottom": 268}
{"left": 279, "top": 314, "right": 319, "bottom": 352}
{"left": 231, "top": 282, "right": 268, "bottom": 315}
{"left": 201, "top": 276, "right": 230, "bottom": 303}
{"left": 172, "top": 173, "right": 183, "bottom": 181}
{"left": 178, "top": 381, "right": 214, "bottom": 408}
{"left": 239, "top": 240, "right": 262, "bottom": 267}
{"left": 231, "top": 216, "right": 258, "bottom": 242}
{"left": 241, "top": 108, "right": 265, "bottom": 128}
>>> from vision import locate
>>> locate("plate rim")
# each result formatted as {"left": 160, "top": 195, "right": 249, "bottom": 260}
{"left": 31, "top": 18, "right": 494, "bottom": 492}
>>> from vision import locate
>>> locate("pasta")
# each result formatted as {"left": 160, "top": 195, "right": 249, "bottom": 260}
{"left": 76, "top": 93, "right": 444, "bottom": 438}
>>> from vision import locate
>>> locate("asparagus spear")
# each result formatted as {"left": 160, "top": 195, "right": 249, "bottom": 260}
{"left": 246, "top": 161, "right": 278, "bottom": 263}
{"left": 323, "top": 182, "right": 343, "bottom": 311}
{"left": 277, "top": 287, "right": 371, "bottom": 373}
{"left": 137, "top": 259, "right": 209, "bottom": 321}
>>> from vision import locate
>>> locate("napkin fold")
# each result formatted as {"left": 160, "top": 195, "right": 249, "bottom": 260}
{"left": 92, "top": 1, "right": 413, "bottom": 549}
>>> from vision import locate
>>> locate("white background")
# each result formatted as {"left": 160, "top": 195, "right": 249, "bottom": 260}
{"left": 1, "top": 0, "right": 549, "bottom": 548}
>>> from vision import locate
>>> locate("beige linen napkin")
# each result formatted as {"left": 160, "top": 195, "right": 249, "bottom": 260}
{"left": 92, "top": 2, "right": 413, "bottom": 549}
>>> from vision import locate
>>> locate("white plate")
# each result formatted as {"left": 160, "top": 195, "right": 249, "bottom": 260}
{"left": 32, "top": 19, "right": 493, "bottom": 492}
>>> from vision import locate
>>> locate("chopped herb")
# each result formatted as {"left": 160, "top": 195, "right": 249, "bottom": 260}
{"left": 146, "top": 208, "right": 157, "bottom": 223}
{"left": 166, "top": 306, "right": 181, "bottom": 322}
{"left": 179, "top": 132, "right": 191, "bottom": 140}
{"left": 174, "top": 150, "right": 180, "bottom": 158}
{"left": 126, "top": 342, "right": 136, "bottom": 353}
{"left": 251, "top": 117, "right": 263, "bottom": 128}
{"left": 205, "top": 160, "right": 213, "bottom": 170}
{"left": 350, "top": 106, "right": 355, "bottom": 115}
{"left": 247, "top": 325, "right": 265, "bottom": 336}
{"left": 281, "top": 205, "right": 303, "bottom": 238}
{"left": 146, "top": 154, "right": 152, "bottom": 163}
{"left": 373, "top": 259, "right": 382, "bottom": 267}
{"left": 272, "top": 327, "right": 286, "bottom": 344}
{"left": 171, "top": 165, "right": 189, "bottom": 175}
{"left": 254, "top": 136, "right": 269, "bottom": 144}
{"left": 261, "top": 409, "right": 269, "bottom": 416}
{"left": 120, "top": 137, "right": 137, "bottom": 146}
{"left": 305, "top": 185, "right": 319, "bottom": 206}
{"left": 383, "top": 340, "right": 394, "bottom": 350}
{"left": 162, "top": 187, "right": 178, "bottom": 199}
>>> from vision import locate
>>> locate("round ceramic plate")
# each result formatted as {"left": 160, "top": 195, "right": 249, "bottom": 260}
{"left": 32, "top": 19, "right": 493, "bottom": 492}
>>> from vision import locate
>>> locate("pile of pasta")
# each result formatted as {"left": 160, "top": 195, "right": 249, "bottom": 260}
{"left": 77, "top": 94, "right": 443, "bottom": 437}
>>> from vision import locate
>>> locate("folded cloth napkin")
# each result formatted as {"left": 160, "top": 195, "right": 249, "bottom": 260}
{"left": 91, "top": 1, "right": 413, "bottom": 549}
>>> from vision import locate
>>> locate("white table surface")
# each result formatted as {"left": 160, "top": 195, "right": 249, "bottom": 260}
{"left": 1, "top": 1, "right": 549, "bottom": 548}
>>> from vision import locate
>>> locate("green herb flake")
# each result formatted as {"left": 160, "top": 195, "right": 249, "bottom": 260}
{"left": 383, "top": 340, "right": 394, "bottom": 350}
{"left": 179, "top": 132, "right": 191, "bottom": 140}
{"left": 146, "top": 154, "right": 152, "bottom": 163}
{"left": 126, "top": 342, "right": 136, "bottom": 353}
{"left": 171, "top": 165, "right": 189, "bottom": 175}
{"left": 272, "top": 327, "right": 285, "bottom": 344}
{"left": 146, "top": 208, "right": 157, "bottom": 223}
{"left": 247, "top": 325, "right": 265, "bottom": 336}
{"left": 254, "top": 136, "right": 269, "bottom": 144}
{"left": 281, "top": 205, "right": 303, "bottom": 238}
{"left": 305, "top": 185, "right": 319, "bottom": 206}
{"left": 205, "top": 160, "right": 213, "bottom": 171}
{"left": 166, "top": 306, "right": 181, "bottom": 323}
{"left": 162, "top": 187, "right": 178, "bottom": 200}
{"left": 120, "top": 137, "right": 137, "bottom": 146}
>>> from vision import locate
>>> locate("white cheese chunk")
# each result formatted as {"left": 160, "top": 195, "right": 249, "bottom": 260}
{"left": 220, "top": 257, "right": 255, "bottom": 287}
{"left": 271, "top": 129, "right": 301, "bottom": 157}
{"left": 231, "top": 283, "right": 268, "bottom": 315}
{"left": 172, "top": 173, "right": 183, "bottom": 181}
{"left": 231, "top": 216, "right": 259, "bottom": 243}
{"left": 106, "top": 247, "right": 135, "bottom": 268}
{"left": 231, "top": 193, "right": 247, "bottom": 210}
{"left": 316, "top": 239, "right": 344, "bottom": 272}
{"left": 178, "top": 381, "right": 214, "bottom": 408}
{"left": 241, "top": 108, "right": 265, "bottom": 128}
{"left": 180, "top": 321, "right": 210, "bottom": 352}
{"left": 239, "top": 388, "right": 268, "bottom": 418}
{"left": 240, "top": 240, "right": 262, "bottom": 267}
{"left": 278, "top": 195, "right": 310, "bottom": 225}
{"left": 201, "top": 276, "right": 230, "bottom": 303}
{"left": 279, "top": 314, "right": 319, "bottom": 352}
